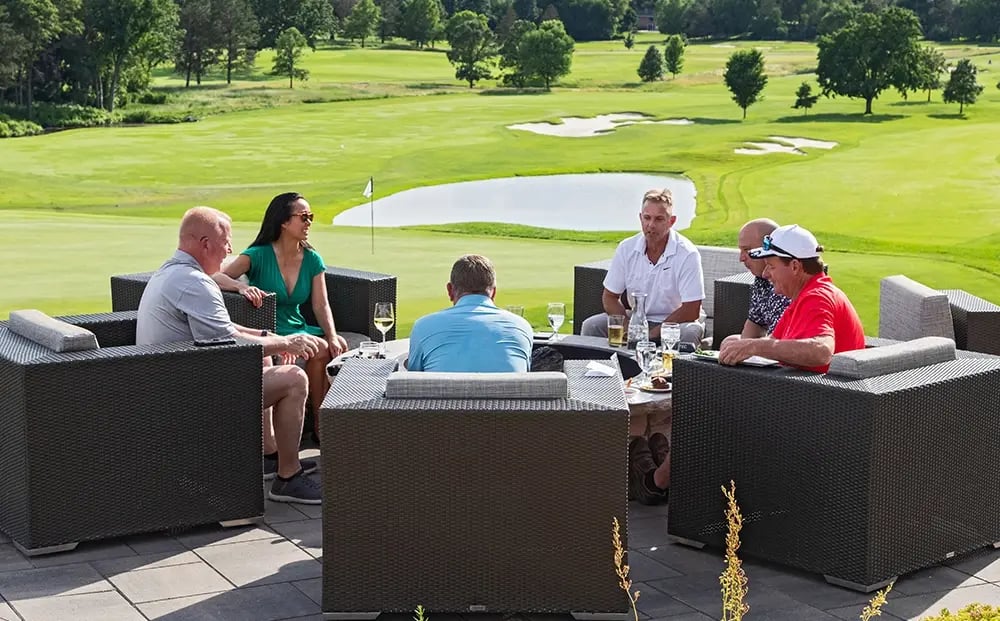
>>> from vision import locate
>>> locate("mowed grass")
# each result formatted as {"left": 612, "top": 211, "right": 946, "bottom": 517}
{"left": 2, "top": 37, "right": 999, "bottom": 330}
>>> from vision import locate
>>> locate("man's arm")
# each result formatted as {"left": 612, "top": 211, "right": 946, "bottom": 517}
{"left": 232, "top": 324, "right": 324, "bottom": 359}
{"left": 740, "top": 319, "right": 768, "bottom": 339}
{"left": 665, "top": 300, "right": 701, "bottom": 324}
{"left": 601, "top": 288, "right": 627, "bottom": 316}
{"left": 719, "top": 333, "right": 834, "bottom": 368}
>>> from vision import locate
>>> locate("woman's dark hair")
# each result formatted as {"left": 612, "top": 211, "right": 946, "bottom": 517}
{"left": 249, "top": 192, "right": 312, "bottom": 249}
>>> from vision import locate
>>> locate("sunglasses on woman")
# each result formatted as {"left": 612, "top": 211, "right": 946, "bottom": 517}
{"left": 296, "top": 213, "right": 315, "bottom": 223}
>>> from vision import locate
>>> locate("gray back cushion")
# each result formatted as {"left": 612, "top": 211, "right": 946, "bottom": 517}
{"left": 879, "top": 275, "right": 955, "bottom": 342}
{"left": 385, "top": 371, "right": 568, "bottom": 399}
{"left": 9, "top": 309, "right": 100, "bottom": 352}
{"left": 696, "top": 246, "right": 743, "bottom": 319}
{"left": 828, "top": 336, "right": 956, "bottom": 379}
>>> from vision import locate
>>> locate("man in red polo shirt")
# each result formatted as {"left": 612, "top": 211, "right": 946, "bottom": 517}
{"left": 718, "top": 224, "right": 865, "bottom": 373}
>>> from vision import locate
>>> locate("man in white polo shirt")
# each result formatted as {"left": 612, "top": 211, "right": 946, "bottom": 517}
{"left": 581, "top": 188, "right": 706, "bottom": 346}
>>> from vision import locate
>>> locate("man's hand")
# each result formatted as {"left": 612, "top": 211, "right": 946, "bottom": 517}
{"left": 283, "top": 333, "right": 325, "bottom": 360}
{"left": 719, "top": 337, "right": 759, "bottom": 366}
{"left": 327, "top": 333, "right": 349, "bottom": 357}
{"left": 237, "top": 285, "right": 266, "bottom": 308}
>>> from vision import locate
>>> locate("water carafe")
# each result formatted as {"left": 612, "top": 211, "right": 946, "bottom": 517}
{"left": 627, "top": 291, "right": 649, "bottom": 348}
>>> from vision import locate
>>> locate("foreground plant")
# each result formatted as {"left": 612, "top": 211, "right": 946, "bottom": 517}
{"left": 720, "top": 481, "right": 749, "bottom": 620}
{"left": 860, "top": 581, "right": 894, "bottom": 620}
{"left": 612, "top": 516, "right": 641, "bottom": 621}
{"left": 414, "top": 604, "right": 429, "bottom": 621}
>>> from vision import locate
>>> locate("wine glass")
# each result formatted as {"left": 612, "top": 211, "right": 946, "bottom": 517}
{"left": 661, "top": 322, "right": 681, "bottom": 354}
{"left": 373, "top": 302, "right": 395, "bottom": 356}
{"left": 635, "top": 340, "right": 658, "bottom": 385}
{"left": 546, "top": 302, "right": 565, "bottom": 342}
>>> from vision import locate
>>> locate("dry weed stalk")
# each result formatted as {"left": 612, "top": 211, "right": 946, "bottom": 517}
{"left": 611, "top": 516, "right": 641, "bottom": 621}
{"left": 413, "top": 604, "right": 429, "bottom": 621}
{"left": 859, "top": 582, "right": 894, "bottom": 620}
{"left": 720, "top": 480, "right": 749, "bottom": 621}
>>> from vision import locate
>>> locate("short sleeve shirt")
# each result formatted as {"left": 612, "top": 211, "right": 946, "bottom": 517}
{"left": 603, "top": 230, "right": 705, "bottom": 324}
{"left": 242, "top": 245, "right": 326, "bottom": 337}
{"left": 407, "top": 295, "right": 534, "bottom": 372}
{"left": 136, "top": 250, "right": 237, "bottom": 345}
{"left": 747, "top": 276, "right": 791, "bottom": 334}
{"left": 772, "top": 273, "right": 866, "bottom": 373}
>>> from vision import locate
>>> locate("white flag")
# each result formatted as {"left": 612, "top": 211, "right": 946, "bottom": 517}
{"left": 362, "top": 178, "right": 373, "bottom": 198}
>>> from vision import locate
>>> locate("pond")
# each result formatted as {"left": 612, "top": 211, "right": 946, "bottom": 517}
{"left": 332, "top": 173, "right": 697, "bottom": 232}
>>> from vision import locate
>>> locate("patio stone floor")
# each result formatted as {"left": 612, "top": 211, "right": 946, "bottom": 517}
{"left": 2, "top": 447, "right": 999, "bottom": 621}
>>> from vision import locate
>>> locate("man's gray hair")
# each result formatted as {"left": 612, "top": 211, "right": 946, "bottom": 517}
{"left": 450, "top": 254, "right": 496, "bottom": 297}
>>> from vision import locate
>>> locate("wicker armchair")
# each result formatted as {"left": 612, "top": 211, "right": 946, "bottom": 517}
{"left": 111, "top": 265, "right": 398, "bottom": 343}
{"left": 668, "top": 350, "right": 1000, "bottom": 591}
{"left": 319, "top": 358, "right": 630, "bottom": 619}
{"left": 572, "top": 246, "right": 744, "bottom": 340}
{"left": 0, "top": 311, "right": 264, "bottom": 555}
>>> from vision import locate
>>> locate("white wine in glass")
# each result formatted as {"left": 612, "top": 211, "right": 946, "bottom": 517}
{"left": 547, "top": 302, "right": 565, "bottom": 342}
{"left": 373, "top": 302, "right": 395, "bottom": 355}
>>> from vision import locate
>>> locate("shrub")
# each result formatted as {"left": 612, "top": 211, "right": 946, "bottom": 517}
{"left": 16, "top": 103, "right": 113, "bottom": 129}
{"left": 137, "top": 92, "right": 169, "bottom": 105}
{"left": 117, "top": 109, "right": 194, "bottom": 124}
{"left": 920, "top": 605, "right": 1000, "bottom": 620}
{"left": 0, "top": 114, "right": 44, "bottom": 138}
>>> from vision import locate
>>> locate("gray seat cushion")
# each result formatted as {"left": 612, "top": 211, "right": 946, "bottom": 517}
{"left": 828, "top": 336, "right": 956, "bottom": 379}
{"left": 879, "top": 275, "right": 955, "bottom": 342}
{"left": 8, "top": 309, "right": 100, "bottom": 352}
{"left": 385, "top": 371, "right": 568, "bottom": 399}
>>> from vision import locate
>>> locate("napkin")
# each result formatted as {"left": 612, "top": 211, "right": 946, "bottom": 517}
{"left": 584, "top": 361, "right": 616, "bottom": 377}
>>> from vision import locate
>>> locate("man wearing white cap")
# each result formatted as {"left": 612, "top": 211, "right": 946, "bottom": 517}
{"left": 718, "top": 224, "right": 864, "bottom": 373}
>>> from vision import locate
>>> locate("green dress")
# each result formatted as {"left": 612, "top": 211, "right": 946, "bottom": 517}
{"left": 242, "top": 244, "right": 327, "bottom": 337}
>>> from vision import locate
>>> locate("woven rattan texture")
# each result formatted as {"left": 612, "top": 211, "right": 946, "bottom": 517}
{"left": 669, "top": 357, "right": 1000, "bottom": 588}
{"left": 572, "top": 260, "right": 612, "bottom": 335}
{"left": 320, "top": 359, "right": 629, "bottom": 614}
{"left": 712, "top": 272, "right": 754, "bottom": 348}
{"left": 300, "top": 267, "right": 397, "bottom": 340}
{"left": 111, "top": 272, "right": 276, "bottom": 330}
{"left": 55, "top": 311, "right": 138, "bottom": 348}
{"left": 943, "top": 289, "right": 1000, "bottom": 355}
{"left": 0, "top": 324, "right": 264, "bottom": 551}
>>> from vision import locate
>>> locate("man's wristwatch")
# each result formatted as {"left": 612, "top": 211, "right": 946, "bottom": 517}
{"left": 260, "top": 330, "right": 269, "bottom": 337}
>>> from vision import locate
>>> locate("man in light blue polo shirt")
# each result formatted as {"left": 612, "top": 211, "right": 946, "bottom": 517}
{"left": 407, "top": 255, "right": 533, "bottom": 372}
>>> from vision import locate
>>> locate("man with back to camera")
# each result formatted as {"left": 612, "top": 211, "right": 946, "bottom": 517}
{"left": 136, "top": 206, "right": 328, "bottom": 504}
{"left": 736, "top": 218, "right": 791, "bottom": 337}
{"left": 718, "top": 223, "right": 865, "bottom": 373}
{"left": 580, "top": 188, "right": 706, "bottom": 346}
{"left": 406, "top": 254, "right": 533, "bottom": 372}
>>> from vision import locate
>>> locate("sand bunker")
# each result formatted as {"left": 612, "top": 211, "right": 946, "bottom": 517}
{"left": 508, "top": 113, "right": 694, "bottom": 138}
{"left": 734, "top": 136, "right": 839, "bottom": 155}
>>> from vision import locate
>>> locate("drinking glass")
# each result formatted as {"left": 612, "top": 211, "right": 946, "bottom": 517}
{"left": 373, "top": 302, "right": 395, "bottom": 355}
{"left": 505, "top": 305, "right": 525, "bottom": 317}
{"left": 661, "top": 322, "right": 681, "bottom": 354}
{"left": 359, "top": 341, "right": 380, "bottom": 359}
{"left": 635, "top": 340, "right": 658, "bottom": 384}
{"left": 607, "top": 314, "right": 626, "bottom": 347}
{"left": 546, "top": 302, "right": 565, "bottom": 342}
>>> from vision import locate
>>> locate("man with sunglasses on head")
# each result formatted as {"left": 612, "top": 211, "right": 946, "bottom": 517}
{"left": 718, "top": 224, "right": 864, "bottom": 373}
{"left": 737, "top": 218, "right": 791, "bottom": 337}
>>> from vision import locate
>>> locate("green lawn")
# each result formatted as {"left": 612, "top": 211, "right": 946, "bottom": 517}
{"left": 2, "top": 38, "right": 999, "bottom": 333}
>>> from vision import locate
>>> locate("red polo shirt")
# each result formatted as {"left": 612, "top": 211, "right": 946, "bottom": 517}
{"left": 772, "top": 273, "right": 865, "bottom": 373}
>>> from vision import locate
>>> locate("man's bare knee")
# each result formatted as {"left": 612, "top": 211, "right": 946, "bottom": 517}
{"left": 263, "top": 365, "right": 308, "bottom": 408}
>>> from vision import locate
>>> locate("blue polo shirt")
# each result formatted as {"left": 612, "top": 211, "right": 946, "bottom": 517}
{"left": 407, "top": 294, "right": 533, "bottom": 372}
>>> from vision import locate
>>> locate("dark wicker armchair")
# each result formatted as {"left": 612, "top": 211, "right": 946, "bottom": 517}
{"left": 0, "top": 311, "right": 264, "bottom": 555}
{"left": 319, "top": 358, "right": 631, "bottom": 618}
{"left": 668, "top": 354, "right": 1000, "bottom": 591}
{"left": 111, "top": 265, "right": 398, "bottom": 342}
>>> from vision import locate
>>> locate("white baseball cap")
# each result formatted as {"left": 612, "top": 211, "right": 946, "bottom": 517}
{"left": 749, "top": 224, "right": 821, "bottom": 260}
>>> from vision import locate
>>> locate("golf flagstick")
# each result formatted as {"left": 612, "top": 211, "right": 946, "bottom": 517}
{"left": 362, "top": 176, "right": 374, "bottom": 254}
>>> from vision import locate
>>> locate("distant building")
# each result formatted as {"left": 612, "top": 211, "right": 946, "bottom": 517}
{"left": 638, "top": 12, "right": 656, "bottom": 31}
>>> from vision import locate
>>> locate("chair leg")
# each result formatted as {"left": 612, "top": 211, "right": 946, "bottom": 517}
{"left": 219, "top": 516, "right": 264, "bottom": 528}
{"left": 824, "top": 574, "right": 896, "bottom": 593}
{"left": 14, "top": 541, "right": 78, "bottom": 557}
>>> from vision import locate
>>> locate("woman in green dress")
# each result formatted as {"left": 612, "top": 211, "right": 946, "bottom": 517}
{"left": 220, "top": 192, "right": 349, "bottom": 419}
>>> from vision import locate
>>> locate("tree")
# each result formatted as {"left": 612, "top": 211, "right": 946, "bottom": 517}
{"left": 4, "top": 0, "right": 64, "bottom": 116}
{"left": 272, "top": 26, "right": 309, "bottom": 87}
{"left": 344, "top": 0, "right": 381, "bottom": 46}
{"left": 499, "top": 17, "right": 534, "bottom": 86}
{"left": 375, "top": 0, "right": 402, "bottom": 41}
{"left": 400, "top": 0, "right": 442, "bottom": 47}
{"left": 175, "top": 0, "right": 217, "bottom": 87}
{"left": 552, "top": 0, "right": 616, "bottom": 41}
{"left": 816, "top": 7, "right": 922, "bottom": 115}
{"left": 539, "top": 3, "right": 559, "bottom": 20}
{"left": 252, "top": 0, "right": 333, "bottom": 48}
{"left": 792, "top": 81, "right": 818, "bottom": 114}
{"left": 513, "top": 0, "right": 538, "bottom": 19}
{"left": 517, "top": 18, "right": 573, "bottom": 89}
{"left": 620, "top": 5, "right": 637, "bottom": 33}
{"left": 663, "top": 33, "right": 684, "bottom": 78}
{"left": 654, "top": 0, "right": 688, "bottom": 35}
{"left": 942, "top": 58, "right": 984, "bottom": 114}
{"left": 637, "top": 44, "right": 663, "bottom": 81}
{"left": 723, "top": 48, "right": 767, "bottom": 119}
{"left": 914, "top": 46, "right": 946, "bottom": 102}
{"left": 445, "top": 10, "right": 496, "bottom": 87}
{"left": 212, "top": 0, "right": 258, "bottom": 84}
{"left": 496, "top": 4, "right": 517, "bottom": 40}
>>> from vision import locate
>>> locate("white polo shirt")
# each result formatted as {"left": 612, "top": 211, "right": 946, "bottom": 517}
{"left": 603, "top": 230, "right": 705, "bottom": 323}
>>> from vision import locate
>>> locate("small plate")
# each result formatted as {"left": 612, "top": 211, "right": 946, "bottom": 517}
{"left": 623, "top": 386, "right": 639, "bottom": 398}
{"left": 692, "top": 351, "right": 721, "bottom": 362}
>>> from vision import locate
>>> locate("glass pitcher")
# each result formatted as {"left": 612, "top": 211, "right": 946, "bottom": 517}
{"left": 627, "top": 291, "right": 649, "bottom": 348}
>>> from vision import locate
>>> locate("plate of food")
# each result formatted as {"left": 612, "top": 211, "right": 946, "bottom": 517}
{"left": 638, "top": 375, "right": 672, "bottom": 393}
{"left": 692, "top": 349, "right": 721, "bottom": 361}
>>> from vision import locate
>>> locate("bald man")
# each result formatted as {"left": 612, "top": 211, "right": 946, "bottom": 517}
{"left": 137, "top": 207, "right": 328, "bottom": 505}
{"left": 737, "top": 218, "right": 790, "bottom": 338}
